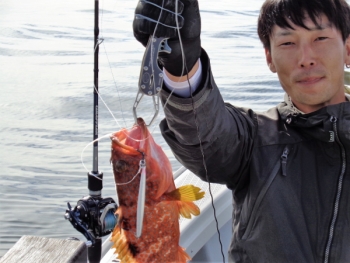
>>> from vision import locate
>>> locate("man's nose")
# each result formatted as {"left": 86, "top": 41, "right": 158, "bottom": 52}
{"left": 298, "top": 44, "right": 316, "bottom": 68}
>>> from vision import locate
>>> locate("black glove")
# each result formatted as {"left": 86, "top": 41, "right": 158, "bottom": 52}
{"left": 133, "top": 0, "right": 201, "bottom": 76}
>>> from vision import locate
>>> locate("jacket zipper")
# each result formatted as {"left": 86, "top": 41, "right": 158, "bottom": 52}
{"left": 281, "top": 147, "right": 289, "bottom": 176}
{"left": 242, "top": 146, "right": 289, "bottom": 240}
{"left": 324, "top": 116, "right": 346, "bottom": 263}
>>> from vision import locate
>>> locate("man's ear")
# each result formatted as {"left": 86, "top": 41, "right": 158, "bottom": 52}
{"left": 345, "top": 35, "right": 350, "bottom": 66}
{"left": 265, "top": 48, "right": 276, "bottom": 73}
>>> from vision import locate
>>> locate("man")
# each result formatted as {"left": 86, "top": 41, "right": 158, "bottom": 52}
{"left": 133, "top": 0, "right": 350, "bottom": 262}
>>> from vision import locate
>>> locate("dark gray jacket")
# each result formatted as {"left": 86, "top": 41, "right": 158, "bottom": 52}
{"left": 159, "top": 50, "right": 350, "bottom": 263}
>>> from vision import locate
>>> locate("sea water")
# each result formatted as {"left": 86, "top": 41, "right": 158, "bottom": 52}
{"left": 0, "top": 0, "right": 286, "bottom": 257}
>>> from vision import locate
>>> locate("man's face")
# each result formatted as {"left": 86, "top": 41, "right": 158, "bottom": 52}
{"left": 265, "top": 14, "right": 350, "bottom": 113}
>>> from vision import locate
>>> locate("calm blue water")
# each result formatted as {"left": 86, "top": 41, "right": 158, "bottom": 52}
{"left": 0, "top": 0, "right": 284, "bottom": 257}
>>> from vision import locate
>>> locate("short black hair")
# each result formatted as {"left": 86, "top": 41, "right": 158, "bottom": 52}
{"left": 257, "top": 0, "right": 350, "bottom": 50}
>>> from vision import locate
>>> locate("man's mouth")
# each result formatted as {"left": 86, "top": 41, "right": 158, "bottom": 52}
{"left": 296, "top": 76, "right": 325, "bottom": 85}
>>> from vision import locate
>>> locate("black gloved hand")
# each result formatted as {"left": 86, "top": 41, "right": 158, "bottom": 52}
{"left": 133, "top": 0, "right": 201, "bottom": 76}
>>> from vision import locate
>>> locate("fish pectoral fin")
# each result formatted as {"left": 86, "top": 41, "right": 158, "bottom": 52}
{"left": 166, "top": 185, "right": 204, "bottom": 219}
{"left": 168, "top": 185, "right": 205, "bottom": 202}
{"left": 177, "top": 201, "right": 201, "bottom": 219}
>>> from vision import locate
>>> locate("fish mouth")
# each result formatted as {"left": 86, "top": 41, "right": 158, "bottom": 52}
{"left": 111, "top": 133, "right": 139, "bottom": 155}
{"left": 111, "top": 118, "right": 147, "bottom": 155}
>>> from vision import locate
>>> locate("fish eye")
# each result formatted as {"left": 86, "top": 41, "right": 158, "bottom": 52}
{"left": 114, "top": 160, "right": 128, "bottom": 173}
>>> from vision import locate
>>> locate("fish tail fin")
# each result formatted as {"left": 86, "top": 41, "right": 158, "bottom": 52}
{"left": 167, "top": 185, "right": 205, "bottom": 219}
{"left": 177, "top": 246, "right": 191, "bottom": 262}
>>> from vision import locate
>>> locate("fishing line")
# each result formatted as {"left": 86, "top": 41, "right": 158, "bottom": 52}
{"left": 80, "top": 84, "right": 147, "bottom": 175}
{"left": 81, "top": 131, "right": 113, "bottom": 174}
{"left": 81, "top": 83, "right": 147, "bottom": 175}
{"left": 89, "top": 0, "right": 180, "bottom": 144}
{"left": 99, "top": 0, "right": 130, "bottom": 129}
{"left": 145, "top": 0, "right": 180, "bottom": 132}
{"left": 114, "top": 159, "right": 145, "bottom": 186}
{"left": 101, "top": 43, "right": 128, "bottom": 128}
{"left": 81, "top": 1, "right": 158, "bottom": 189}
{"left": 134, "top": 0, "right": 184, "bottom": 159}
{"left": 91, "top": 0, "right": 143, "bottom": 134}
{"left": 136, "top": 3, "right": 225, "bottom": 260}
{"left": 174, "top": 0, "right": 226, "bottom": 262}
{"left": 103, "top": 0, "right": 178, "bottom": 142}
{"left": 93, "top": 83, "right": 125, "bottom": 129}
{"left": 83, "top": 1, "right": 225, "bottom": 260}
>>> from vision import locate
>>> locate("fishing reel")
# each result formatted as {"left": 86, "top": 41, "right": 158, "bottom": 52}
{"left": 65, "top": 172, "right": 118, "bottom": 245}
{"left": 65, "top": 196, "right": 118, "bottom": 244}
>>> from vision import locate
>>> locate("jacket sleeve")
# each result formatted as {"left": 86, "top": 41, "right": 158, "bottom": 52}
{"left": 159, "top": 49, "right": 258, "bottom": 190}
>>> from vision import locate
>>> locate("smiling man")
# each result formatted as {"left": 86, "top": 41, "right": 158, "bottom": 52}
{"left": 263, "top": 13, "right": 349, "bottom": 114}
{"left": 132, "top": 0, "right": 350, "bottom": 262}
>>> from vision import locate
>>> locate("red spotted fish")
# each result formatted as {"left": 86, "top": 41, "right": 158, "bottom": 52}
{"left": 110, "top": 118, "right": 205, "bottom": 263}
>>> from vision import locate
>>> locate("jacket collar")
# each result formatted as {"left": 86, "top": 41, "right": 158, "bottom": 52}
{"left": 277, "top": 93, "right": 350, "bottom": 142}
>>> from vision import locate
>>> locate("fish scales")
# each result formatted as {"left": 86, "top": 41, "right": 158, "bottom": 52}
{"left": 110, "top": 118, "right": 204, "bottom": 263}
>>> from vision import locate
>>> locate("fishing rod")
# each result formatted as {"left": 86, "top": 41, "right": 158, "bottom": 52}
{"left": 64, "top": 1, "right": 118, "bottom": 262}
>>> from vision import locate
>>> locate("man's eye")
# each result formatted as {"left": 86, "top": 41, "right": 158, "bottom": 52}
{"left": 316, "top": 37, "right": 328, "bottom": 41}
{"left": 281, "top": 42, "right": 293, "bottom": 46}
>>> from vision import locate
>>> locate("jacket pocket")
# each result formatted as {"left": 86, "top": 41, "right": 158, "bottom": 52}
{"left": 241, "top": 145, "right": 290, "bottom": 240}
